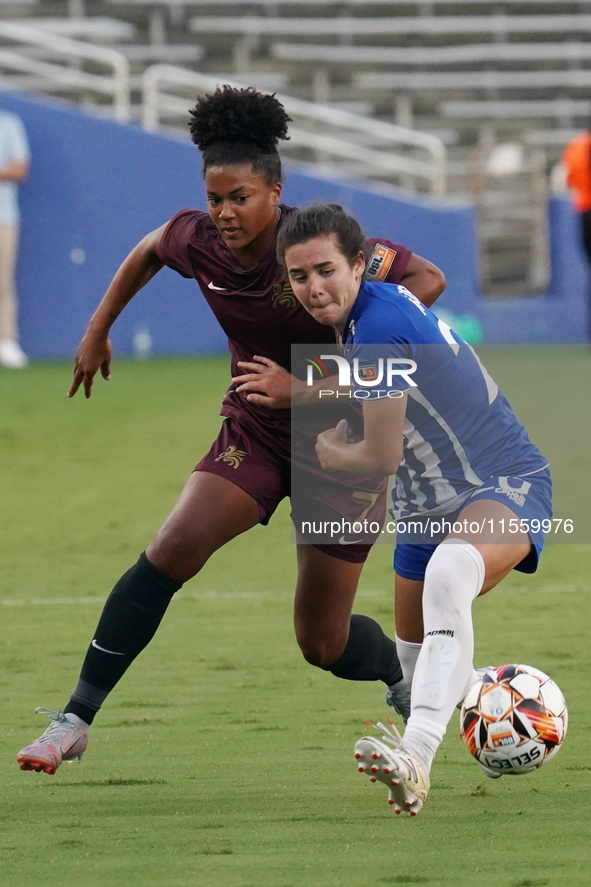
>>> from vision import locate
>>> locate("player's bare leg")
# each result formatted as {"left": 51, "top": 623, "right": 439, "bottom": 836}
{"left": 146, "top": 470, "right": 260, "bottom": 582}
{"left": 294, "top": 544, "right": 361, "bottom": 667}
{"left": 17, "top": 471, "right": 260, "bottom": 773}
{"left": 293, "top": 544, "right": 406, "bottom": 712}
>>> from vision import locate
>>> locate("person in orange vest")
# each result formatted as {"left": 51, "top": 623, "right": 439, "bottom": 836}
{"left": 563, "top": 129, "right": 591, "bottom": 337}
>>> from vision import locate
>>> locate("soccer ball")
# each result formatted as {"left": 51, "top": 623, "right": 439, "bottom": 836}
{"left": 460, "top": 664, "right": 568, "bottom": 776}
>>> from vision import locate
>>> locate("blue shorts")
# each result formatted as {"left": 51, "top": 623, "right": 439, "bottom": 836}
{"left": 394, "top": 468, "right": 552, "bottom": 582}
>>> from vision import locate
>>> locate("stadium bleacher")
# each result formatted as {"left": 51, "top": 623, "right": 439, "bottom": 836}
{"left": 1, "top": 0, "right": 589, "bottom": 293}
{"left": 3, "top": 1, "right": 590, "bottom": 151}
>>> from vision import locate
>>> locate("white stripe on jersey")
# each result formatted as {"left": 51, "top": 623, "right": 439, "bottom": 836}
{"left": 393, "top": 464, "right": 427, "bottom": 514}
{"left": 467, "top": 344, "right": 499, "bottom": 406}
{"left": 402, "top": 418, "right": 459, "bottom": 509}
{"left": 408, "top": 388, "right": 483, "bottom": 488}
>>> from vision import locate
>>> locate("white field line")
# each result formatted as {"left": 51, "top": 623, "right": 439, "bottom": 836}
{"left": 0, "top": 585, "right": 578, "bottom": 607}
{"left": 0, "top": 591, "right": 262, "bottom": 607}
{"left": 497, "top": 584, "right": 579, "bottom": 594}
{"left": 1, "top": 596, "right": 106, "bottom": 607}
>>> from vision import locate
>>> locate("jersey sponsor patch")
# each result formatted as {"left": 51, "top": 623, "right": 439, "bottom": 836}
{"left": 357, "top": 364, "right": 379, "bottom": 382}
{"left": 365, "top": 244, "right": 397, "bottom": 281}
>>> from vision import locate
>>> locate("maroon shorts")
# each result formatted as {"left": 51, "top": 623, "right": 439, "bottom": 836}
{"left": 194, "top": 418, "right": 387, "bottom": 563}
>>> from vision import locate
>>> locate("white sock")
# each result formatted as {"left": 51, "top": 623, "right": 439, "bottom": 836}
{"left": 401, "top": 541, "right": 485, "bottom": 773}
{"left": 394, "top": 633, "right": 422, "bottom": 686}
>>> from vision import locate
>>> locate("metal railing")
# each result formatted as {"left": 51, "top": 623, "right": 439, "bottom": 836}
{"left": 0, "top": 21, "right": 130, "bottom": 122}
{"left": 141, "top": 65, "right": 446, "bottom": 197}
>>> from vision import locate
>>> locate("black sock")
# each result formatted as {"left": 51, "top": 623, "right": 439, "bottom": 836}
{"left": 327, "top": 614, "right": 402, "bottom": 686}
{"left": 64, "top": 553, "right": 182, "bottom": 724}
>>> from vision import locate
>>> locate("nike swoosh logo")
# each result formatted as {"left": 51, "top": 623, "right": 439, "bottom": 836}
{"left": 339, "top": 536, "right": 363, "bottom": 545}
{"left": 208, "top": 281, "right": 228, "bottom": 291}
{"left": 92, "top": 638, "right": 125, "bottom": 656}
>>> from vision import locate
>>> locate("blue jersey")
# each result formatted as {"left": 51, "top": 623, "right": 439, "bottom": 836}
{"left": 342, "top": 281, "right": 548, "bottom": 519}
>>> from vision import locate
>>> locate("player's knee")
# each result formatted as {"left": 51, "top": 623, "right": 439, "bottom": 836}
{"left": 423, "top": 545, "right": 455, "bottom": 606}
{"left": 147, "top": 524, "right": 214, "bottom": 583}
{"left": 423, "top": 541, "right": 483, "bottom": 611}
{"left": 299, "top": 644, "right": 335, "bottom": 669}
{"left": 296, "top": 631, "right": 345, "bottom": 670}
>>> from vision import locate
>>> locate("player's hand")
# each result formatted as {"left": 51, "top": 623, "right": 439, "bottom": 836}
{"left": 68, "top": 334, "right": 112, "bottom": 399}
{"left": 233, "top": 356, "right": 304, "bottom": 409}
{"left": 315, "top": 419, "right": 351, "bottom": 470}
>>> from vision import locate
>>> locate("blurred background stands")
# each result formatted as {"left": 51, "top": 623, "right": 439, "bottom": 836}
{"left": 2, "top": 0, "right": 591, "bottom": 294}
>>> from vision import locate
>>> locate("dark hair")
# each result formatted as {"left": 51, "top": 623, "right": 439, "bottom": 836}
{"left": 188, "top": 86, "right": 291, "bottom": 185}
{"left": 277, "top": 203, "right": 368, "bottom": 269}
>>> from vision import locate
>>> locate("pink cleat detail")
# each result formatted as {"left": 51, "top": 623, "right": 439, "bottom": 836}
{"left": 17, "top": 709, "right": 89, "bottom": 775}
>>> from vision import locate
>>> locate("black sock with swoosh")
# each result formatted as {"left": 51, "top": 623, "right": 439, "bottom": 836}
{"left": 327, "top": 614, "right": 403, "bottom": 686}
{"left": 64, "top": 553, "right": 182, "bottom": 724}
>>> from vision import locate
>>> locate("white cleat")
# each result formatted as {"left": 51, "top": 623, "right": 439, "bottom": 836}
{"left": 354, "top": 721, "right": 430, "bottom": 816}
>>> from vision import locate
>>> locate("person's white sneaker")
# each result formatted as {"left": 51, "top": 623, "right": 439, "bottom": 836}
{"left": 354, "top": 720, "right": 430, "bottom": 816}
{"left": 0, "top": 338, "right": 28, "bottom": 368}
{"left": 17, "top": 708, "right": 89, "bottom": 775}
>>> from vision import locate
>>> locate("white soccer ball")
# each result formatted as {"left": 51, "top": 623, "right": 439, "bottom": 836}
{"left": 460, "top": 664, "right": 568, "bottom": 776}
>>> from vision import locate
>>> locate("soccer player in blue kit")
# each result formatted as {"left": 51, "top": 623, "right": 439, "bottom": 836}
{"left": 277, "top": 203, "right": 552, "bottom": 817}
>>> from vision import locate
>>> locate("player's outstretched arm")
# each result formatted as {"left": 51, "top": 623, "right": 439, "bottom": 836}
{"left": 401, "top": 253, "right": 446, "bottom": 308}
{"left": 68, "top": 224, "right": 168, "bottom": 399}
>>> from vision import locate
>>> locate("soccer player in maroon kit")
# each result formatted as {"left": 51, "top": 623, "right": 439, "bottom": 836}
{"left": 17, "top": 87, "right": 446, "bottom": 774}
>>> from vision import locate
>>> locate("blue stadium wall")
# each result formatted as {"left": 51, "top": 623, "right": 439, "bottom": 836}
{"left": 1, "top": 90, "right": 587, "bottom": 358}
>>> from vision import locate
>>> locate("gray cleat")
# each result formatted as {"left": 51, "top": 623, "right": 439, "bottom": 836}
{"left": 385, "top": 680, "right": 411, "bottom": 723}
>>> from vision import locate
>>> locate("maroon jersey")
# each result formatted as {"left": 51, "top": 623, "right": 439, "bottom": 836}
{"left": 158, "top": 205, "right": 412, "bottom": 445}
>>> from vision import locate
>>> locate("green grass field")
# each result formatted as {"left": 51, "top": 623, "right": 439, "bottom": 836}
{"left": 1, "top": 348, "right": 590, "bottom": 887}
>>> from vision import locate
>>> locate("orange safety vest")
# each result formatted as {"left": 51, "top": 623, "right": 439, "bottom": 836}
{"left": 562, "top": 132, "right": 591, "bottom": 213}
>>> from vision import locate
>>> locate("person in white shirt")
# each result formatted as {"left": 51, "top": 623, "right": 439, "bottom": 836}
{"left": 0, "top": 108, "right": 30, "bottom": 369}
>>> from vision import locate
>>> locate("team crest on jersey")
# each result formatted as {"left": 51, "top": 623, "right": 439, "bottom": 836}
{"left": 272, "top": 282, "right": 297, "bottom": 308}
{"left": 365, "top": 244, "right": 397, "bottom": 281}
{"left": 214, "top": 446, "right": 247, "bottom": 469}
